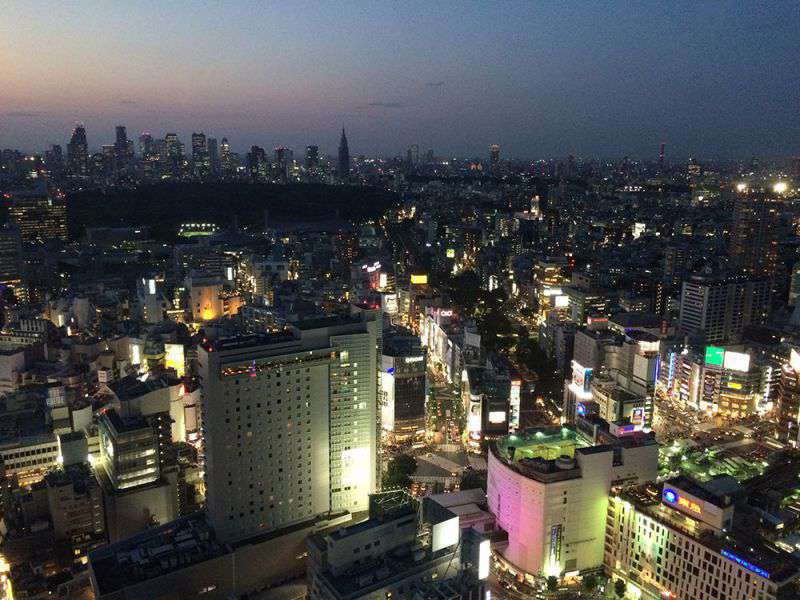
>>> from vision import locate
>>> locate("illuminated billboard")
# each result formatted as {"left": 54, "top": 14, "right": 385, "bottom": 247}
{"left": 723, "top": 350, "right": 750, "bottom": 372}
{"left": 663, "top": 488, "right": 702, "bottom": 515}
{"left": 446, "top": 248, "right": 456, "bottom": 258}
{"left": 790, "top": 349, "right": 800, "bottom": 372}
{"left": 509, "top": 380, "right": 521, "bottom": 432}
{"left": 705, "top": 346, "right": 725, "bottom": 367}
{"left": 410, "top": 274, "right": 428, "bottom": 285}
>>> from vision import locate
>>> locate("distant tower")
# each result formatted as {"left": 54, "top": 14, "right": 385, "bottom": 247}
{"left": 489, "top": 144, "right": 500, "bottom": 166}
{"left": 67, "top": 123, "right": 89, "bottom": 177}
{"left": 305, "top": 145, "right": 320, "bottom": 170}
{"left": 659, "top": 142, "right": 666, "bottom": 171}
{"left": 220, "top": 138, "right": 231, "bottom": 174}
{"left": 338, "top": 128, "right": 350, "bottom": 178}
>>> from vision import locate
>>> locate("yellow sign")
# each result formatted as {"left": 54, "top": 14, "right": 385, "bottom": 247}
{"left": 410, "top": 274, "right": 428, "bottom": 285}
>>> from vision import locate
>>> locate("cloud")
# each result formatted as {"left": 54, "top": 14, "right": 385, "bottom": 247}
{"left": 366, "top": 101, "right": 405, "bottom": 109}
{"left": 4, "top": 111, "right": 43, "bottom": 118}
{"left": 117, "top": 99, "right": 138, "bottom": 105}
{"left": 427, "top": 81, "right": 445, "bottom": 87}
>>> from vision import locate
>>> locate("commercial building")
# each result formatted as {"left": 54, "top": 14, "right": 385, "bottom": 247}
{"left": 380, "top": 332, "right": 427, "bottom": 439}
{"left": 487, "top": 421, "right": 658, "bottom": 578}
{"left": 605, "top": 477, "right": 800, "bottom": 599}
{"left": 307, "top": 491, "right": 489, "bottom": 600}
{"left": 199, "top": 311, "right": 379, "bottom": 544}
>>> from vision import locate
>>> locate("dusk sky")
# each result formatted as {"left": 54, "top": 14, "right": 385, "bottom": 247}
{"left": 2, "top": 1, "right": 799, "bottom": 159}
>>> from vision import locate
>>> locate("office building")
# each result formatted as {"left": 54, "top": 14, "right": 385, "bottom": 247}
{"left": 678, "top": 270, "right": 769, "bottom": 344}
{"left": 305, "top": 144, "right": 320, "bottom": 170}
{"left": 605, "top": 477, "right": 799, "bottom": 600}
{"left": 6, "top": 183, "right": 68, "bottom": 243}
{"left": 338, "top": 128, "right": 350, "bottom": 178}
{"left": 487, "top": 421, "right": 658, "bottom": 578}
{"left": 67, "top": 123, "right": 89, "bottom": 177}
{"left": 489, "top": 144, "right": 500, "bottom": 167}
{"left": 199, "top": 311, "right": 379, "bottom": 544}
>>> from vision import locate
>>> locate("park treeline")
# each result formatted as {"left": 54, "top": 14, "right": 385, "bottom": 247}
{"left": 66, "top": 182, "right": 398, "bottom": 241}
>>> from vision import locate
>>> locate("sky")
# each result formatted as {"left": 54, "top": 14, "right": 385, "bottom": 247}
{"left": 1, "top": 1, "right": 799, "bottom": 160}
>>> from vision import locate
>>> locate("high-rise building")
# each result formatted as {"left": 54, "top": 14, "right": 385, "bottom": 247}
{"left": 66, "top": 123, "right": 89, "bottom": 177}
{"left": 305, "top": 145, "right": 319, "bottom": 170}
{"left": 489, "top": 143, "right": 500, "bottom": 167}
{"left": 274, "top": 146, "right": 293, "bottom": 180}
{"left": 191, "top": 132, "right": 209, "bottom": 177}
{"left": 678, "top": 270, "right": 769, "bottom": 344}
{"left": 247, "top": 145, "right": 267, "bottom": 180}
{"left": 220, "top": 138, "right": 231, "bottom": 175}
{"left": 337, "top": 128, "right": 350, "bottom": 178}
{"left": 778, "top": 349, "right": 800, "bottom": 446}
{"left": 138, "top": 131, "right": 153, "bottom": 157}
{"left": 44, "top": 144, "right": 64, "bottom": 176}
{"left": 7, "top": 183, "right": 68, "bottom": 243}
{"left": 113, "top": 125, "right": 131, "bottom": 173}
{"left": 164, "top": 133, "right": 182, "bottom": 175}
{"left": 199, "top": 312, "right": 379, "bottom": 543}
{"left": 729, "top": 188, "right": 780, "bottom": 279}
{"left": 207, "top": 137, "right": 219, "bottom": 174}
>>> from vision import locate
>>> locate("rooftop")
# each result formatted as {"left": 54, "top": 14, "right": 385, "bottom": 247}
{"left": 89, "top": 514, "right": 226, "bottom": 595}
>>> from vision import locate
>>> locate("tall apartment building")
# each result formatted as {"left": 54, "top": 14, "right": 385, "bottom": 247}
{"left": 678, "top": 271, "right": 769, "bottom": 344}
{"left": 199, "top": 312, "right": 379, "bottom": 543}
{"left": 729, "top": 189, "right": 780, "bottom": 280}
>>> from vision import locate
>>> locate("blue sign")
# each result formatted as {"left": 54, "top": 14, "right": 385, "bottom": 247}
{"left": 576, "top": 402, "right": 587, "bottom": 416}
{"left": 386, "top": 367, "right": 395, "bottom": 375}
{"left": 721, "top": 549, "right": 770, "bottom": 579}
{"left": 663, "top": 489, "right": 678, "bottom": 504}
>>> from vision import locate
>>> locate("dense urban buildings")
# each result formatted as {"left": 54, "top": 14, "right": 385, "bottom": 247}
{"left": 1, "top": 5, "right": 800, "bottom": 598}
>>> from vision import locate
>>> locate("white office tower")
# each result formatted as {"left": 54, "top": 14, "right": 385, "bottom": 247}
{"left": 199, "top": 312, "right": 379, "bottom": 543}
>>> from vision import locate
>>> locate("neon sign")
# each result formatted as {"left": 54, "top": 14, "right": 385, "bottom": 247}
{"left": 576, "top": 402, "right": 587, "bottom": 416}
{"left": 721, "top": 549, "right": 770, "bottom": 579}
{"left": 663, "top": 488, "right": 702, "bottom": 514}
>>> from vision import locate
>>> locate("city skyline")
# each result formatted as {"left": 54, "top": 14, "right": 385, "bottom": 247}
{"left": 2, "top": 1, "right": 799, "bottom": 159}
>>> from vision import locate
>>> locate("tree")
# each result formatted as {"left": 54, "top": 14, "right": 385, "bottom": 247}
{"left": 546, "top": 575, "right": 559, "bottom": 592}
{"left": 381, "top": 454, "right": 418, "bottom": 490}
{"left": 458, "top": 468, "right": 487, "bottom": 492}
{"left": 582, "top": 574, "right": 597, "bottom": 592}
{"left": 614, "top": 578, "right": 627, "bottom": 598}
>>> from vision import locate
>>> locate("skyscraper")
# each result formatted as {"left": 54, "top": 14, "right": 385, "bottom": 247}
{"left": 67, "top": 123, "right": 89, "bottom": 177}
{"left": 220, "top": 138, "right": 232, "bottom": 175}
{"left": 199, "top": 311, "right": 379, "bottom": 543}
{"left": 138, "top": 132, "right": 153, "bottom": 158}
{"left": 337, "top": 128, "right": 350, "bottom": 178}
{"left": 304, "top": 145, "right": 319, "bottom": 170}
{"left": 114, "top": 125, "right": 130, "bottom": 173}
{"left": 207, "top": 137, "right": 219, "bottom": 174}
{"left": 489, "top": 143, "right": 500, "bottom": 167}
{"left": 729, "top": 187, "right": 779, "bottom": 279}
